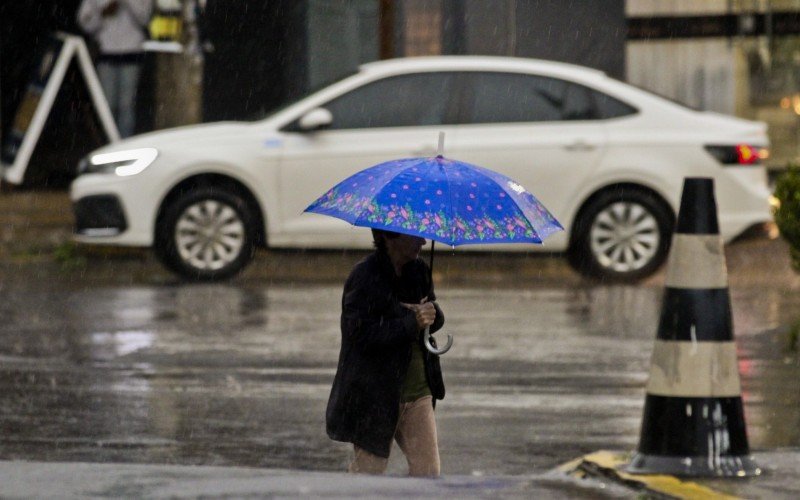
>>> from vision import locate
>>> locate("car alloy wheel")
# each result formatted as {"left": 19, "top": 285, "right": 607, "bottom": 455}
{"left": 175, "top": 199, "right": 246, "bottom": 271}
{"left": 589, "top": 201, "right": 660, "bottom": 273}
{"left": 568, "top": 188, "right": 673, "bottom": 281}
{"left": 156, "top": 187, "right": 257, "bottom": 280}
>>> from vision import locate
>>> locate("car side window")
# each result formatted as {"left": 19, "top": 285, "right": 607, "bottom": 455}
{"left": 592, "top": 90, "right": 638, "bottom": 119}
{"left": 461, "top": 72, "right": 567, "bottom": 124}
{"left": 320, "top": 72, "right": 457, "bottom": 130}
{"left": 459, "top": 72, "right": 637, "bottom": 124}
{"left": 561, "top": 83, "right": 596, "bottom": 120}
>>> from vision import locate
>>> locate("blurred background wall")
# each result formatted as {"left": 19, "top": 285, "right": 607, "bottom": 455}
{"left": 1, "top": 0, "right": 799, "bottom": 187}
{"left": 627, "top": 0, "right": 800, "bottom": 169}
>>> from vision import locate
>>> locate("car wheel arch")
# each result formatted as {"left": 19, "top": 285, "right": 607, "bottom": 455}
{"left": 568, "top": 182, "right": 675, "bottom": 246}
{"left": 566, "top": 182, "right": 677, "bottom": 281}
{"left": 155, "top": 173, "right": 267, "bottom": 248}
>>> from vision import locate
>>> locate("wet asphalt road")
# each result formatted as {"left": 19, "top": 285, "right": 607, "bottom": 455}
{"left": 1, "top": 237, "right": 799, "bottom": 478}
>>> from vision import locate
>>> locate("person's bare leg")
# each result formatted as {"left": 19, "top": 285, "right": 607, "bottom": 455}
{"left": 395, "top": 396, "right": 440, "bottom": 477}
{"left": 348, "top": 445, "right": 389, "bottom": 474}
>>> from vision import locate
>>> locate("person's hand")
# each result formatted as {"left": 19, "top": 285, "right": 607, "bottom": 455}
{"left": 102, "top": 1, "right": 119, "bottom": 17}
{"left": 400, "top": 297, "right": 436, "bottom": 331}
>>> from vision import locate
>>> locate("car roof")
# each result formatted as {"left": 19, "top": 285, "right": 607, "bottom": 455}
{"left": 358, "top": 55, "right": 608, "bottom": 82}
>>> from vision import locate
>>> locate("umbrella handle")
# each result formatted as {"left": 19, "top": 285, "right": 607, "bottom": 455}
{"left": 423, "top": 326, "right": 453, "bottom": 355}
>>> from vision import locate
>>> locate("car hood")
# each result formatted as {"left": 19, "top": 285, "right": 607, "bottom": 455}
{"left": 93, "top": 122, "right": 259, "bottom": 153}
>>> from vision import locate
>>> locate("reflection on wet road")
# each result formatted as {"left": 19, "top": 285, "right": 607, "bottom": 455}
{"left": 1, "top": 277, "right": 799, "bottom": 476}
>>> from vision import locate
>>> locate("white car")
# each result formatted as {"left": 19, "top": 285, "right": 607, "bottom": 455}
{"left": 71, "top": 56, "right": 771, "bottom": 281}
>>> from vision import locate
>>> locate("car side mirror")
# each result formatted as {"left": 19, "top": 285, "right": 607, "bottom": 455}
{"left": 298, "top": 108, "right": 333, "bottom": 131}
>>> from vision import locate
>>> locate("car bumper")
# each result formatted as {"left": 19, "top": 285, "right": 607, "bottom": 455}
{"left": 70, "top": 174, "right": 157, "bottom": 246}
{"left": 716, "top": 167, "right": 773, "bottom": 243}
{"left": 73, "top": 195, "right": 128, "bottom": 236}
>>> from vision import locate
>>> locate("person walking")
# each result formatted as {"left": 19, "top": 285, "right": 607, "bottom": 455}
{"left": 77, "top": 0, "right": 153, "bottom": 138}
{"left": 326, "top": 229, "right": 446, "bottom": 477}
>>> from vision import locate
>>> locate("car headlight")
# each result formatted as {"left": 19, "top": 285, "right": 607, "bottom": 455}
{"left": 78, "top": 148, "right": 158, "bottom": 176}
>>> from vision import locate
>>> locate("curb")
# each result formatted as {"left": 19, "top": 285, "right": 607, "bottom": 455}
{"left": 558, "top": 451, "right": 738, "bottom": 499}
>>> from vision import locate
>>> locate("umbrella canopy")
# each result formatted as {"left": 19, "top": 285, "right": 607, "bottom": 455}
{"left": 305, "top": 155, "right": 563, "bottom": 247}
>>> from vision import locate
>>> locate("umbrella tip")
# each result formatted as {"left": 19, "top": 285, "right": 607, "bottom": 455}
{"left": 437, "top": 131, "right": 445, "bottom": 157}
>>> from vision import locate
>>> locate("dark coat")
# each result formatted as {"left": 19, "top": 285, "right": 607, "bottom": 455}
{"left": 325, "top": 250, "right": 445, "bottom": 458}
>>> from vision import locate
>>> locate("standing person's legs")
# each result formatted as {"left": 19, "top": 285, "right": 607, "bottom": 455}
{"left": 96, "top": 61, "right": 119, "bottom": 122}
{"left": 348, "top": 445, "right": 389, "bottom": 474}
{"left": 395, "top": 395, "right": 440, "bottom": 477}
{"left": 116, "top": 62, "right": 141, "bottom": 137}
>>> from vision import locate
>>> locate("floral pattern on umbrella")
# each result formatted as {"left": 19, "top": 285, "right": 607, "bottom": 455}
{"left": 306, "top": 156, "right": 563, "bottom": 247}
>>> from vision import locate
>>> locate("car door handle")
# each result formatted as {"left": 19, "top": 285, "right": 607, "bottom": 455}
{"left": 564, "top": 141, "right": 597, "bottom": 152}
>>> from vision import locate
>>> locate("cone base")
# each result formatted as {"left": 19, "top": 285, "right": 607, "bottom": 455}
{"left": 627, "top": 452, "right": 761, "bottom": 477}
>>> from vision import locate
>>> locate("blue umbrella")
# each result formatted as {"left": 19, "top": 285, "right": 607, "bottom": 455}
{"left": 305, "top": 154, "right": 563, "bottom": 353}
{"left": 306, "top": 155, "right": 562, "bottom": 245}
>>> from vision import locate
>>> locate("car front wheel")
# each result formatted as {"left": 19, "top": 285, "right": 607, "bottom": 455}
{"left": 569, "top": 189, "right": 674, "bottom": 281}
{"left": 155, "top": 188, "right": 256, "bottom": 280}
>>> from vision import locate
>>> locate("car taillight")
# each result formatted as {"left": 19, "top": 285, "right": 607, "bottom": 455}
{"left": 736, "top": 144, "right": 759, "bottom": 164}
{"left": 704, "top": 144, "right": 767, "bottom": 165}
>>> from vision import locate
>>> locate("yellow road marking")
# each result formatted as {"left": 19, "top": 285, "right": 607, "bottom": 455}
{"left": 559, "top": 450, "right": 740, "bottom": 499}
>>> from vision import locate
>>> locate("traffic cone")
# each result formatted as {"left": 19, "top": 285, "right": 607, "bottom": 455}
{"left": 627, "top": 177, "right": 760, "bottom": 477}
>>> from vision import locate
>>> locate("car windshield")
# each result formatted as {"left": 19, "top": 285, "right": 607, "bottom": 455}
{"left": 245, "top": 70, "right": 359, "bottom": 121}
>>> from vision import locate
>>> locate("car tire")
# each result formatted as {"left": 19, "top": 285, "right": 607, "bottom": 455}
{"left": 568, "top": 188, "right": 674, "bottom": 282}
{"left": 155, "top": 187, "right": 257, "bottom": 280}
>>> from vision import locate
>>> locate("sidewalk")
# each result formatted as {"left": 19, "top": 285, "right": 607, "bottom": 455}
{"left": 0, "top": 460, "right": 617, "bottom": 499}
{"left": 0, "top": 189, "right": 73, "bottom": 258}
{"left": 2, "top": 450, "right": 799, "bottom": 499}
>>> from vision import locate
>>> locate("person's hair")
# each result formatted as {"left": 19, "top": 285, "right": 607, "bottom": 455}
{"left": 371, "top": 228, "right": 400, "bottom": 253}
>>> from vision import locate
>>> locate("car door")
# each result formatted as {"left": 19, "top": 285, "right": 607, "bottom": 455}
{"left": 448, "top": 71, "right": 608, "bottom": 249}
{"left": 272, "top": 71, "right": 460, "bottom": 248}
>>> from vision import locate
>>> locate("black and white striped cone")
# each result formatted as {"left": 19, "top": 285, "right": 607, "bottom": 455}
{"left": 627, "top": 177, "right": 760, "bottom": 477}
